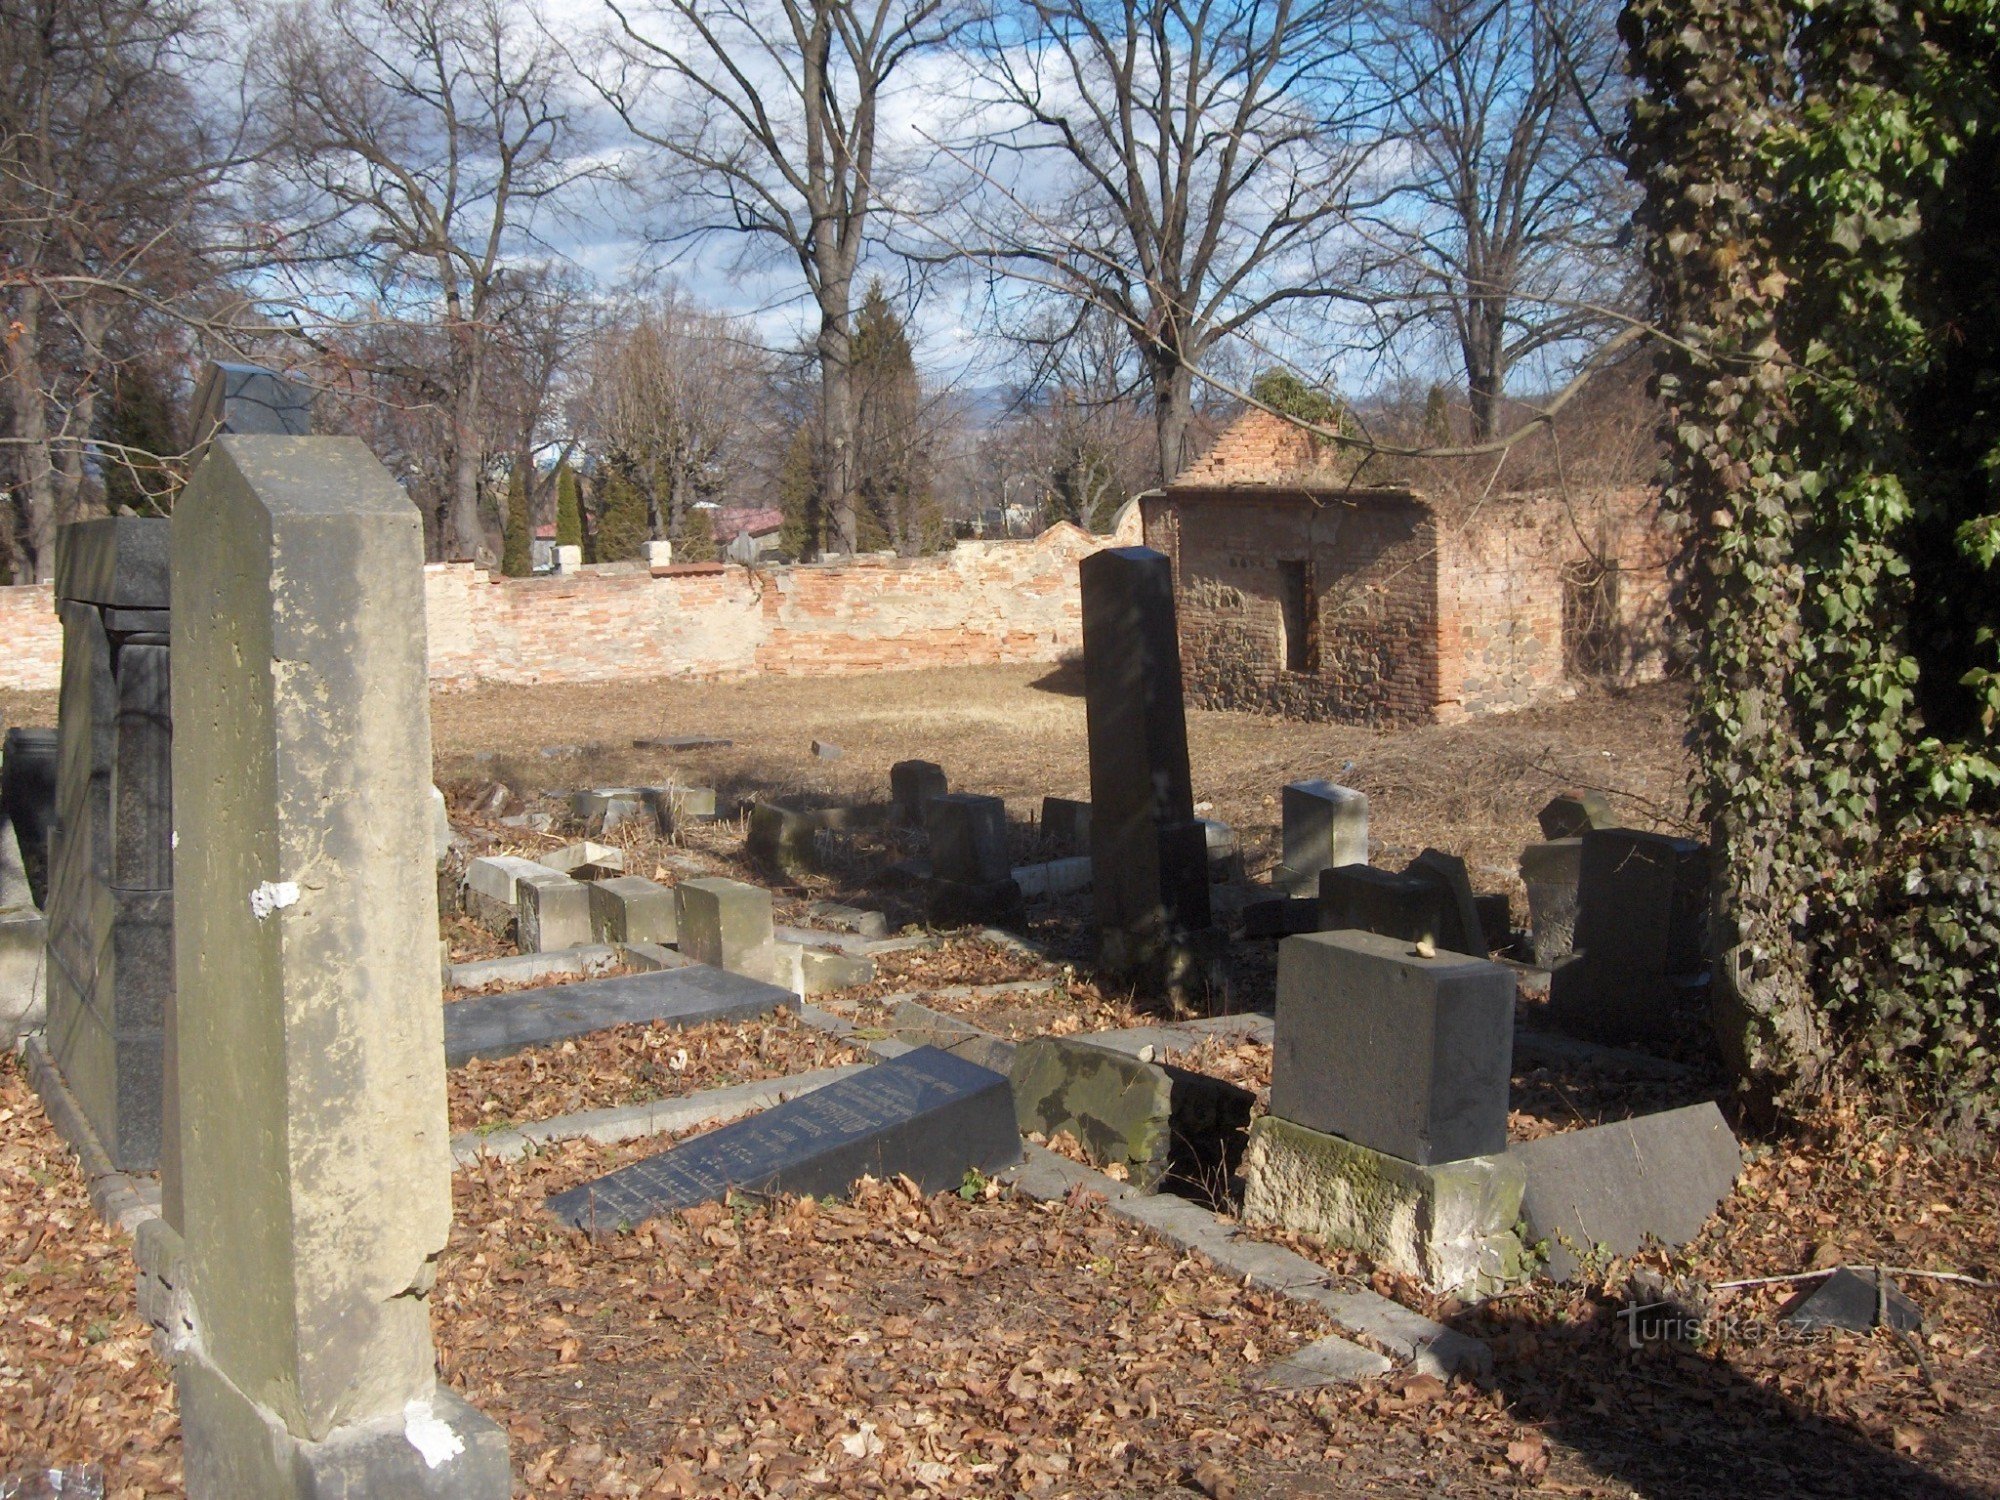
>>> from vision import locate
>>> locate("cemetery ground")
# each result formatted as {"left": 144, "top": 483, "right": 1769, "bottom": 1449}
{"left": 3, "top": 666, "right": 1999, "bottom": 1497}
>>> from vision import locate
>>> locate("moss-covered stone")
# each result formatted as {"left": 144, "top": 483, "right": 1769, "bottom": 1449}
{"left": 1241, "top": 1115, "right": 1526, "bottom": 1299}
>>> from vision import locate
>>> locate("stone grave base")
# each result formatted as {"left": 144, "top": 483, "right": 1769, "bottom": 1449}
{"left": 1241, "top": 1117, "right": 1526, "bottom": 1300}
{"left": 179, "top": 1355, "right": 510, "bottom": 1500}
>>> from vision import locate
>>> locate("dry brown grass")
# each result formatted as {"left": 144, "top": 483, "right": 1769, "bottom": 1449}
{"left": 429, "top": 664, "right": 1693, "bottom": 895}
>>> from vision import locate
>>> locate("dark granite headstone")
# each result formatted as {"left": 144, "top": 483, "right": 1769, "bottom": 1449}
{"left": 445, "top": 961, "right": 795, "bottom": 1066}
{"left": 1779, "top": 1268, "right": 1921, "bottom": 1333}
{"left": 890, "top": 760, "right": 947, "bottom": 825}
{"left": 1572, "top": 828, "right": 1709, "bottom": 977}
{"left": 1, "top": 727, "right": 58, "bottom": 906}
{"left": 1405, "top": 849, "right": 1486, "bottom": 957}
{"left": 1240, "top": 894, "right": 1321, "bottom": 939}
{"left": 1080, "top": 548, "right": 1210, "bottom": 990}
{"left": 45, "top": 539, "right": 175, "bottom": 1172}
{"left": 54, "top": 517, "right": 170, "bottom": 609}
{"left": 926, "top": 793, "right": 1010, "bottom": 885}
{"left": 1549, "top": 828, "right": 1710, "bottom": 1044}
{"left": 186, "top": 361, "right": 315, "bottom": 469}
{"left": 1271, "top": 928, "right": 1512, "bottom": 1165}
{"left": 1317, "top": 864, "right": 1445, "bottom": 945}
{"left": 547, "top": 1046, "right": 1021, "bottom": 1230}
{"left": 1040, "top": 796, "right": 1091, "bottom": 854}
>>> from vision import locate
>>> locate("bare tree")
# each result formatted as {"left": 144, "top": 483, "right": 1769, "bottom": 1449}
{"left": 1362, "top": 0, "right": 1631, "bottom": 440}
{"left": 592, "top": 0, "right": 958, "bottom": 553}
{"left": 0, "top": 0, "right": 232, "bottom": 578}
{"left": 579, "top": 288, "right": 765, "bottom": 540}
{"left": 257, "top": 0, "right": 593, "bottom": 559}
{"left": 946, "top": 0, "right": 1389, "bottom": 483}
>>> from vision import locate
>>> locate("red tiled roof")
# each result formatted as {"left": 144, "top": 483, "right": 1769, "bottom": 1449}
{"left": 711, "top": 506, "right": 784, "bottom": 541}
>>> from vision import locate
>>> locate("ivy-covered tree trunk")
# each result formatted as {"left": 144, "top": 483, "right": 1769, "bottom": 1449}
{"left": 1624, "top": 0, "right": 2000, "bottom": 1131}
{"left": 1622, "top": 0, "right": 1829, "bottom": 1094}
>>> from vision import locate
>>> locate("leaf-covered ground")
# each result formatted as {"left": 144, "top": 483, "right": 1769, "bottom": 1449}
{"left": 449, "top": 1014, "right": 866, "bottom": 1134}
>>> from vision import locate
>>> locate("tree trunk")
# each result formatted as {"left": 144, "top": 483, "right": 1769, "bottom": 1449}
{"left": 7, "top": 287, "right": 58, "bottom": 580}
{"left": 1152, "top": 357, "right": 1195, "bottom": 485}
{"left": 448, "top": 367, "right": 485, "bottom": 561}
{"left": 1461, "top": 295, "right": 1509, "bottom": 442}
{"left": 818, "top": 295, "right": 858, "bottom": 555}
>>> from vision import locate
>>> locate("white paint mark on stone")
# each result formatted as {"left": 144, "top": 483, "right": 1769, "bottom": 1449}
{"left": 404, "top": 1398, "right": 465, "bottom": 1468}
{"left": 248, "top": 880, "right": 301, "bottom": 920}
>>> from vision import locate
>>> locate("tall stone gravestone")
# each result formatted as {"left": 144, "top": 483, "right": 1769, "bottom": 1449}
{"left": 43, "top": 517, "right": 173, "bottom": 1171}
{"left": 1080, "top": 547, "right": 1212, "bottom": 998}
{"left": 1276, "top": 781, "right": 1367, "bottom": 896}
{"left": 156, "top": 429, "right": 508, "bottom": 1496}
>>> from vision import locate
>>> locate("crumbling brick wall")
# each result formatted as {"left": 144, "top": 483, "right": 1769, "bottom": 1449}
{"left": 1146, "top": 485, "right": 1677, "bottom": 727}
{"left": 1143, "top": 489, "right": 1442, "bottom": 725}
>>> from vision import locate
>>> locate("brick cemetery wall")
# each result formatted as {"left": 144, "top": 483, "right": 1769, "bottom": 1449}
{"left": 0, "top": 522, "right": 1127, "bottom": 693}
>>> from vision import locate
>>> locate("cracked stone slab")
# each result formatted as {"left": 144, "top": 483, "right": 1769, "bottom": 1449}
{"left": 444, "top": 963, "right": 795, "bottom": 1066}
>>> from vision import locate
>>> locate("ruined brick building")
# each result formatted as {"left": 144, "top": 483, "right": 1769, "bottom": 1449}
{"left": 1141, "top": 409, "right": 1678, "bottom": 725}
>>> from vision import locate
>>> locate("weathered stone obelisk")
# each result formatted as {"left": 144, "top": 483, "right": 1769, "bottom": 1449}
{"left": 158, "top": 419, "right": 509, "bottom": 1495}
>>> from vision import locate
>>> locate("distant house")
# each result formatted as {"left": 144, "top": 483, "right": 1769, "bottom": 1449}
{"left": 1142, "top": 409, "right": 1677, "bottom": 726}
{"left": 710, "top": 505, "right": 785, "bottom": 561}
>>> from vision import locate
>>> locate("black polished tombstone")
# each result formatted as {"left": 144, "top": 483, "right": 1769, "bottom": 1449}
{"left": 45, "top": 518, "right": 174, "bottom": 1169}
{"left": 44, "top": 362, "right": 315, "bottom": 1174}
{"left": 1080, "top": 547, "right": 1215, "bottom": 1004}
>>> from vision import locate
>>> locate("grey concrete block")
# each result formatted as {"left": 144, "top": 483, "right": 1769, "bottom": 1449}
{"left": 516, "top": 870, "right": 591, "bottom": 953}
{"left": 675, "top": 876, "right": 775, "bottom": 979}
{"left": 587, "top": 875, "right": 677, "bottom": 945}
{"left": 644, "top": 784, "right": 718, "bottom": 833}
{"left": 1279, "top": 781, "right": 1368, "bottom": 896}
{"left": 805, "top": 900, "right": 888, "bottom": 938}
{"left": 0, "top": 909, "right": 46, "bottom": 1044}
{"left": 1012, "top": 856, "right": 1092, "bottom": 900}
{"left": 1242, "top": 1116, "right": 1526, "bottom": 1298}
{"left": 538, "top": 840, "right": 624, "bottom": 879}
{"left": 1511, "top": 1101, "right": 1741, "bottom": 1281}
{"left": 1271, "top": 929, "right": 1513, "bottom": 1165}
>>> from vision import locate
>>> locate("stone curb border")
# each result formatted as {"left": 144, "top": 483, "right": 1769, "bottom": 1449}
{"left": 20, "top": 1033, "right": 160, "bottom": 1234}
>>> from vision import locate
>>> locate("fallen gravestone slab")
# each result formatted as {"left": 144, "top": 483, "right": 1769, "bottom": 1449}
{"left": 546, "top": 1045, "right": 1020, "bottom": 1230}
{"left": 1511, "top": 1101, "right": 1741, "bottom": 1281}
{"left": 1779, "top": 1267, "right": 1922, "bottom": 1334}
{"left": 444, "top": 963, "right": 794, "bottom": 1066}
{"left": 634, "top": 735, "right": 732, "bottom": 751}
